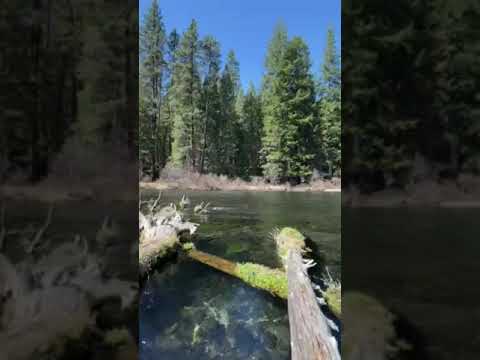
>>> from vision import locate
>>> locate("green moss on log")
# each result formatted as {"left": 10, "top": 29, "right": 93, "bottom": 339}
{"left": 324, "top": 286, "right": 341, "bottom": 318}
{"left": 276, "top": 227, "right": 306, "bottom": 263}
{"left": 182, "top": 242, "right": 195, "bottom": 251}
{"left": 235, "top": 262, "right": 288, "bottom": 299}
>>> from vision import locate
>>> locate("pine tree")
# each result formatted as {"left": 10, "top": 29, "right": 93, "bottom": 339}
{"left": 139, "top": 0, "right": 166, "bottom": 179}
{"left": 219, "top": 50, "right": 241, "bottom": 176}
{"left": 318, "top": 28, "right": 341, "bottom": 177}
{"left": 240, "top": 83, "right": 263, "bottom": 177}
{"left": 171, "top": 20, "right": 202, "bottom": 170}
{"left": 199, "top": 36, "right": 222, "bottom": 173}
{"left": 276, "top": 37, "right": 317, "bottom": 183}
{"left": 261, "top": 23, "right": 289, "bottom": 182}
{"left": 161, "top": 29, "right": 181, "bottom": 164}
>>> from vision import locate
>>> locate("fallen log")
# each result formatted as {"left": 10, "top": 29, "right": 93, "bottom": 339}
{"left": 139, "top": 196, "right": 198, "bottom": 277}
{"left": 184, "top": 227, "right": 340, "bottom": 360}
{"left": 275, "top": 227, "right": 340, "bottom": 360}
{"left": 287, "top": 250, "right": 340, "bottom": 360}
{"left": 186, "top": 247, "right": 288, "bottom": 299}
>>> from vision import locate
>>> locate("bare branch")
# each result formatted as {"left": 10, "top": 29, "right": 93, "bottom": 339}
{"left": 27, "top": 204, "right": 54, "bottom": 254}
{"left": 150, "top": 192, "right": 162, "bottom": 213}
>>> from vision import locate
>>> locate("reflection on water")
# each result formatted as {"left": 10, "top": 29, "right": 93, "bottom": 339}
{"left": 140, "top": 191, "right": 341, "bottom": 360}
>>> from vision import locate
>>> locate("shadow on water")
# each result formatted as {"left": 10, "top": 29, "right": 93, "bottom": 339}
{"left": 140, "top": 190, "right": 340, "bottom": 360}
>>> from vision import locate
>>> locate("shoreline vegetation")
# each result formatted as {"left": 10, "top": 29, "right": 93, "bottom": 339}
{"left": 140, "top": 173, "right": 341, "bottom": 193}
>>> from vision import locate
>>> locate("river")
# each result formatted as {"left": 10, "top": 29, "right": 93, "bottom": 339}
{"left": 139, "top": 190, "right": 341, "bottom": 360}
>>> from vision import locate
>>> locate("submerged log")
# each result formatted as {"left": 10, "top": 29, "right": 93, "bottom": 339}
{"left": 186, "top": 248, "right": 288, "bottom": 299}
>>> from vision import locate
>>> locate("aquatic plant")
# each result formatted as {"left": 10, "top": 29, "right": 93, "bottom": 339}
{"left": 235, "top": 263, "right": 288, "bottom": 299}
{"left": 225, "top": 241, "right": 249, "bottom": 256}
{"left": 104, "top": 327, "right": 131, "bottom": 346}
{"left": 324, "top": 286, "right": 341, "bottom": 318}
{"left": 322, "top": 267, "right": 342, "bottom": 318}
{"left": 191, "top": 324, "right": 201, "bottom": 346}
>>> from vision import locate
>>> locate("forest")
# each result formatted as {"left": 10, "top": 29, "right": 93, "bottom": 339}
{"left": 343, "top": 0, "right": 480, "bottom": 193}
{"left": 0, "top": 0, "right": 138, "bottom": 186}
{"left": 139, "top": 0, "right": 341, "bottom": 185}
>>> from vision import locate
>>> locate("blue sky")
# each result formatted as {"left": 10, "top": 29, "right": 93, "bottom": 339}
{"left": 140, "top": 0, "right": 341, "bottom": 90}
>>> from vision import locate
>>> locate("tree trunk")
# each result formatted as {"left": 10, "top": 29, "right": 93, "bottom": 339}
{"left": 287, "top": 249, "right": 340, "bottom": 360}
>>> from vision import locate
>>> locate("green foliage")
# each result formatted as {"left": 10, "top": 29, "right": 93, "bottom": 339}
{"left": 318, "top": 29, "right": 341, "bottom": 176}
{"left": 218, "top": 51, "right": 242, "bottom": 176}
{"left": 139, "top": 8, "right": 341, "bottom": 184}
{"left": 276, "top": 37, "right": 317, "bottom": 181}
{"left": 235, "top": 263, "right": 288, "bottom": 299}
{"left": 139, "top": 0, "right": 167, "bottom": 179}
{"left": 261, "top": 23, "right": 289, "bottom": 182}
{"left": 238, "top": 84, "right": 264, "bottom": 178}
{"left": 342, "top": 0, "right": 480, "bottom": 190}
{"left": 171, "top": 20, "right": 203, "bottom": 169}
{"left": 2, "top": 1, "right": 137, "bottom": 182}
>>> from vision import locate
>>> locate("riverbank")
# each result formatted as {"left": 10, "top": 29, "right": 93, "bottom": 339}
{"left": 343, "top": 178, "right": 480, "bottom": 208}
{"left": 1, "top": 178, "right": 137, "bottom": 203}
{"left": 140, "top": 176, "right": 341, "bottom": 193}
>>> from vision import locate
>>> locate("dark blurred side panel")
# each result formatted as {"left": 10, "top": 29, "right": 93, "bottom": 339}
{"left": 0, "top": 1, "right": 138, "bottom": 359}
{"left": 342, "top": 0, "right": 480, "bottom": 359}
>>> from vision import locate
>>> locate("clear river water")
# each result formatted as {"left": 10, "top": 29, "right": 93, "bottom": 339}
{"left": 139, "top": 190, "right": 341, "bottom": 360}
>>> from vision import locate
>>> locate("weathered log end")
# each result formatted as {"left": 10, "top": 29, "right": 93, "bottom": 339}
{"left": 275, "top": 227, "right": 307, "bottom": 266}
{"left": 139, "top": 226, "right": 178, "bottom": 276}
{"left": 139, "top": 202, "right": 198, "bottom": 277}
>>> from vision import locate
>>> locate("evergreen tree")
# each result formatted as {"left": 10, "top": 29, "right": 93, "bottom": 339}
{"left": 276, "top": 37, "right": 317, "bottom": 183}
{"left": 171, "top": 20, "right": 202, "bottom": 170}
{"left": 199, "top": 36, "right": 222, "bottom": 173}
{"left": 261, "top": 23, "right": 289, "bottom": 182}
{"left": 219, "top": 50, "right": 241, "bottom": 176}
{"left": 139, "top": 0, "right": 166, "bottom": 179}
{"left": 318, "top": 28, "right": 341, "bottom": 176}
{"left": 161, "top": 29, "right": 181, "bottom": 164}
{"left": 240, "top": 83, "right": 263, "bottom": 177}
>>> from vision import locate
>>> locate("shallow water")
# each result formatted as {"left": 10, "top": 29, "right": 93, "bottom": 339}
{"left": 139, "top": 191, "right": 341, "bottom": 360}
{"left": 344, "top": 207, "right": 480, "bottom": 359}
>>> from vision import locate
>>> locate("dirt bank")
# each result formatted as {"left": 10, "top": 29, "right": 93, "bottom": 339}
{"left": 140, "top": 177, "right": 341, "bottom": 193}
